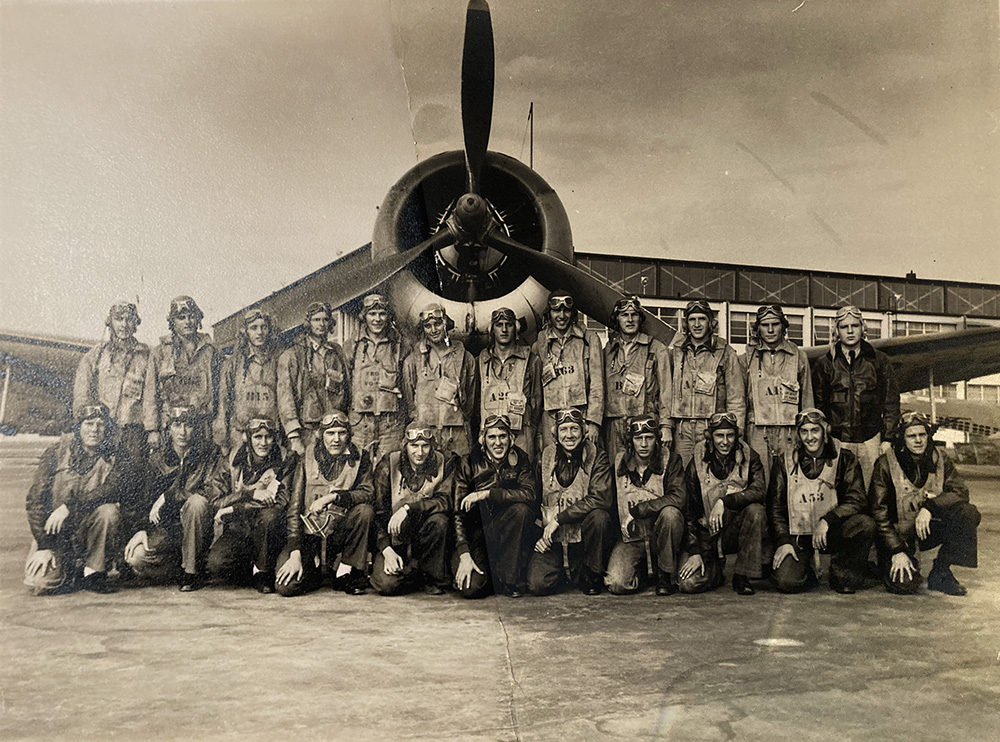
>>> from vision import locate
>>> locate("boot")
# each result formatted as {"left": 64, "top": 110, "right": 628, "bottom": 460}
{"left": 927, "top": 563, "right": 967, "bottom": 596}
{"left": 655, "top": 569, "right": 677, "bottom": 596}
{"left": 732, "top": 573, "right": 755, "bottom": 596}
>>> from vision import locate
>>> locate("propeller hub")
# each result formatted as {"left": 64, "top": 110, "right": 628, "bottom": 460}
{"left": 453, "top": 192, "right": 491, "bottom": 239}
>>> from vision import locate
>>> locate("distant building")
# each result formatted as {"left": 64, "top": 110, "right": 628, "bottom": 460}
{"left": 0, "top": 331, "right": 92, "bottom": 435}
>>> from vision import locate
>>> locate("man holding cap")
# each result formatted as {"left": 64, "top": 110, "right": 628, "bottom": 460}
{"left": 477, "top": 307, "right": 542, "bottom": 462}
{"left": 532, "top": 290, "right": 605, "bottom": 448}
{"left": 769, "top": 408, "right": 875, "bottom": 594}
{"left": 370, "top": 423, "right": 457, "bottom": 596}
{"left": 143, "top": 296, "right": 222, "bottom": 449}
{"left": 528, "top": 408, "right": 614, "bottom": 596}
{"left": 811, "top": 305, "right": 899, "bottom": 486}
{"left": 214, "top": 309, "right": 281, "bottom": 456}
{"left": 401, "top": 303, "right": 477, "bottom": 457}
{"left": 678, "top": 411, "right": 767, "bottom": 595}
{"left": 275, "top": 411, "right": 374, "bottom": 596}
{"left": 741, "top": 304, "right": 814, "bottom": 489}
{"left": 453, "top": 414, "right": 539, "bottom": 599}
{"left": 869, "top": 411, "right": 980, "bottom": 596}
{"left": 207, "top": 417, "right": 296, "bottom": 594}
{"left": 24, "top": 404, "right": 124, "bottom": 594}
{"left": 668, "top": 300, "right": 745, "bottom": 467}
{"left": 125, "top": 405, "right": 225, "bottom": 592}
{"left": 347, "top": 294, "right": 406, "bottom": 464}
{"left": 605, "top": 414, "right": 687, "bottom": 596}
{"left": 277, "top": 301, "right": 352, "bottom": 458}
{"left": 602, "top": 296, "right": 672, "bottom": 466}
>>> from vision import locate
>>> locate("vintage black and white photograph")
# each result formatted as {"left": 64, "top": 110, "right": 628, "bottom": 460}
{"left": 1, "top": 1, "right": 997, "bottom": 740}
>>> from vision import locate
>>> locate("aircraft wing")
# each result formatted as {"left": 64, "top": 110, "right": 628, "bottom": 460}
{"left": 804, "top": 326, "right": 1000, "bottom": 393}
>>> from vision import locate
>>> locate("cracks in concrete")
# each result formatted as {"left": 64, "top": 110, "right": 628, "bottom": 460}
{"left": 493, "top": 601, "right": 523, "bottom": 742}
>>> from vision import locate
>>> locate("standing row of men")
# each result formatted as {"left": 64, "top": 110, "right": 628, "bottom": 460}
{"left": 24, "top": 291, "right": 979, "bottom": 599}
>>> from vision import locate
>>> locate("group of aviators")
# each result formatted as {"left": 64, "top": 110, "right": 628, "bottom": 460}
{"left": 24, "top": 291, "right": 981, "bottom": 600}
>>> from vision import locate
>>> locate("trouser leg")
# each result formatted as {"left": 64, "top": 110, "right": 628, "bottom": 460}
{"left": 653, "top": 506, "right": 684, "bottom": 575}
{"left": 527, "top": 547, "right": 564, "bottom": 596}
{"left": 580, "top": 508, "right": 614, "bottom": 577}
{"left": 878, "top": 542, "right": 921, "bottom": 595}
{"left": 330, "top": 503, "right": 374, "bottom": 571}
{"left": 672, "top": 419, "right": 708, "bottom": 468}
{"left": 773, "top": 540, "right": 812, "bottom": 593}
{"left": 23, "top": 541, "right": 69, "bottom": 594}
{"left": 721, "top": 503, "right": 766, "bottom": 578}
{"left": 252, "top": 505, "right": 286, "bottom": 572}
{"left": 206, "top": 524, "right": 251, "bottom": 582}
{"left": 677, "top": 550, "right": 723, "bottom": 593}
{"left": 370, "top": 549, "right": 409, "bottom": 595}
{"left": 275, "top": 538, "right": 324, "bottom": 597}
{"left": 512, "top": 427, "right": 536, "bottom": 463}
{"left": 452, "top": 542, "right": 493, "bottom": 599}
{"left": 374, "top": 413, "right": 405, "bottom": 466}
{"left": 605, "top": 541, "right": 644, "bottom": 595}
{"left": 180, "top": 494, "right": 213, "bottom": 575}
{"left": 922, "top": 503, "right": 981, "bottom": 569}
{"left": 78, "top": 503, "right": 120, "bottom": 573}
{"left": 483, "top": 502, "right": 538, "bottom": 588}
{"left": 602, "top": 418, "right": 626, "bottom": 472}
{"left": 127, "top": 525, "right": 180, "bottom": 581}
{"left": 413, "top": 512, "right": 450, "bottom": 587}
{"left": 836, "top": 435, "right": 881, "bottom": 489}
{"left": 828, "top": 514, "right": 876, "bottom": 589}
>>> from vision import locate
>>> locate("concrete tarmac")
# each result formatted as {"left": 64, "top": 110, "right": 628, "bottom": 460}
{"left": 1, "top": 437, "right": 997, "bottom": 741}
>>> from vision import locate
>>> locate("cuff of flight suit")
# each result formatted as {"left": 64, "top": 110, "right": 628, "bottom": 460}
{"left": 455, "top": 542, "right": 470, "bottom": 558}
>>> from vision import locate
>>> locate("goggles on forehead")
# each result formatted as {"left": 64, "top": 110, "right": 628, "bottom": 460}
{"left": 614, "top": 297, "right": 642, "bottom": 314}
{"left": 708, "top": 411, "right": 739, "bottom": 427}
{"left": 491, "top": 308, "right": 516, "bottom": 325}
{"left": 899, "top": 411, "right": 932, "bottom": 431}
{"left": 548, "top": 295, "right": 574, "bottom": 310}
{"left": 77, "top": 404, "right": 109, "bottom": 422}
{"left": 628, "top": 416, "right": 658, "bottom": 435}
{"left": 167, "top": 407, "right": 197, "bottom": 423}
{"left": 320, "top": 411, "right": 350, "bottom": 430}
{"left": 795, "top": 408, "right": 827, "bottom": 427}
{"left": 362, "top": 294, "right": 387, "bottom": 310}
{"left": 420, "top": 310, "right": 446, "bottom": 324}
{"left": 246, "top": 418, "right": 278, "bottom": 434}
{"left": 483, "top": 414, "right": 512, "bottom": 432}
{"left": 554, "top": 408, "right": 585, "bottom": 426}
{"left": 404, "top": 427, "right": 436, "bottom": 442}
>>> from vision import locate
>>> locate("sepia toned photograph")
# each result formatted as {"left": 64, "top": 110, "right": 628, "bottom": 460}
{"left": 1, "top": 1, "right": 997, "bottom": 740}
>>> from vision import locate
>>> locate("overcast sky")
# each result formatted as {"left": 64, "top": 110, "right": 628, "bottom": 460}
{"left": 2, "top": 0, "right": 997, "bottom": 343}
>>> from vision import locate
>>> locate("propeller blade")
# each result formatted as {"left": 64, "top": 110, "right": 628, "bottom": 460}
{"left": 461, "top": 0, "right": 494, "bottom": 193}
{"left": 326, "top": 229, "right": 455, "bottom": 310}
{"left": 484, "top": 233, "right": 677, "bottom": 346}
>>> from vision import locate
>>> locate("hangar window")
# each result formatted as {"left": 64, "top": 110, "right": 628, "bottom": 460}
{"left": 810, "top": 276, "right": 878, "bottom": 310}
{"left": 659, "top": 265, "right": 736, "bottom": 301}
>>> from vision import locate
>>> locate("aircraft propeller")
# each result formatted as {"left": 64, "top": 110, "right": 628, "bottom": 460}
{"left": 327, "top": 0, "right": 675, "bottom": 346}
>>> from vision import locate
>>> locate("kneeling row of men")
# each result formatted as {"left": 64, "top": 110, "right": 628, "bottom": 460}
{"left": 25, "top": 401, "right": 979, "bottom": 598}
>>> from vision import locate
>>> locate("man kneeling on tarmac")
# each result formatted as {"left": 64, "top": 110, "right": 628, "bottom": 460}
{"left": 370, "top": 423, "right": 457, "bottom": 596}
{"left": 528, "top": 408, "right": 614, "bottom": 596}
{"left": 207, "top": 417, "right": 296, "bottom": 593}
{"left": 453, "top": 414, "right": 539, "bottom": 598}
{"left": 870, "top": 411, "right": 980, "bottom": 596}
{"left": 24, "top": 404, "right": 124, "bottom": 595}
{"left": 125, "top": 405, "right": 225, "bottom": 592}
{"left": 274, "top": 411, "right": 374, "bottom": 596}
{"left": 677, "top": 412, "right": 768, "bottom": 595}
{"left": 605, "top": 414, "right": 686, "bottom": 596}
{"left": 769, "top": 408, "right": 875, "bottom": 594}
